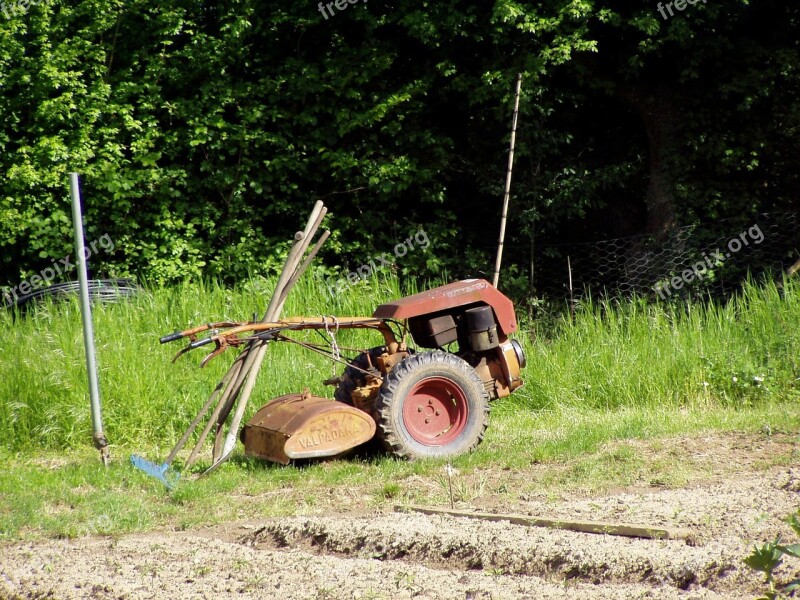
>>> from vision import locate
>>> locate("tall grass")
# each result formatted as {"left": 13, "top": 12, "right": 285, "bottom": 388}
{"left": 0, "top": 273, "right": 412, "bottom": 451}
{"left": 1, "top": 275, "right": 798, "bottom": 453}
{"left": 507, "top": 279, "right": 800, "bottom": 414}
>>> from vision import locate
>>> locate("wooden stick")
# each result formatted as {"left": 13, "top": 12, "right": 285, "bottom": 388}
{"left": 394, "top": 505, "right": 693, "bottom": 541}
{"left": 185, "top": 351, "right": 246, "bottom": 468}
{"left": 568, "top": 255, "right": 575, "bottom": 322}
{"left": 261, "top": 200, "right": 325, "bottom": 322}
{"left": 492, "top": 73, "right": 523, "bottom": 288}
{"left": 164, "top": 349, "right": 245, "bottom": 466}
{"left": 209, "top": 218, "right": 318, "bottom": 462}
{"left": 176, "top": 202, "right": 327, "bottom": 471}
{"left": 208, "top": 203, "right": 327, "bottom": 471}
{"left": 219, "top": 207, "right": 325, "bottom": 449}
{"left": 274, "top": 229, "right": 330, "bottom": 317}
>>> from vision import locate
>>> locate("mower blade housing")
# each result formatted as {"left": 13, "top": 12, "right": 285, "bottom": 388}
{"left": 241, "top": 393, "right": 376, "bottom": 464}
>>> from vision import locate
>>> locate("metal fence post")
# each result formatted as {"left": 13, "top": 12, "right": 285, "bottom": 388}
{"left": 69, "top": 173, "right": 109, "bottom": 465}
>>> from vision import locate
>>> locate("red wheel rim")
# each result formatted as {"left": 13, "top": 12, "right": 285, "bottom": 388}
{"left": 402, "top": 377, "right": 469, "bottom": 445}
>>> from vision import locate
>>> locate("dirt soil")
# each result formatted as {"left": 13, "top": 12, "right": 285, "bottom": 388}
{"left": 3, "top": 434, "right": 800, "bottom": 600}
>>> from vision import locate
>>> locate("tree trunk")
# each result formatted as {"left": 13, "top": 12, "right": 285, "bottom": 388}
{"left": 619, "top": 84, "right": 679, "bottom": 239}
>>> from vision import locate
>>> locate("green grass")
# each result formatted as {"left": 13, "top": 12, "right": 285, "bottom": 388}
{"left": 1, "top": 275, "right": 799, "bottom": 540}
{"left": 0, "top": 273, "right": 416, "bottom": 451}
{"left": 518, "top": 280, "right": 800, "bottom": 412}
{"left": 1, "top": 404, "right": 796, "bottom": 540}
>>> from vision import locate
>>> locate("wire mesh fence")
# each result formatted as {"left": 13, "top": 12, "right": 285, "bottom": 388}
{"left": 527, "top": 212, "right": 800, "bottom": 301}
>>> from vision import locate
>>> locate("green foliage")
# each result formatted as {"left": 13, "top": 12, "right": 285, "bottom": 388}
{"left": 746, "top": 540, "right": 784, "bottom": 584}
{"left": 746, "top": 509, "right": 800, "bottom": 599}
{"left": 0, "top": 2, "right": 797, "bottom": 287}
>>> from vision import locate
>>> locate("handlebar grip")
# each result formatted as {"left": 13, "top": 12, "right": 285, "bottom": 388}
{"left": 160, "top": 332, "right": 184, "bottom": 344}
{"left": 189, "top": 337, "right": 214, "bottom": 349}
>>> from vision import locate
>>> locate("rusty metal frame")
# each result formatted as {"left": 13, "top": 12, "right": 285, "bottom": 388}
{"left": 164, "top": 316, "right": 403, "bottom": 369}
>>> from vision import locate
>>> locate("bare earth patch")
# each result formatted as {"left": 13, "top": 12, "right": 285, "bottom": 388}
{"left": 2, "top": 433, "right": 800, "bottom": 599}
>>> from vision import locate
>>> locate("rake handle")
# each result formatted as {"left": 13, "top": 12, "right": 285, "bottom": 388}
{"left": 160, "top": 332, "right": 184, "bottom": 344}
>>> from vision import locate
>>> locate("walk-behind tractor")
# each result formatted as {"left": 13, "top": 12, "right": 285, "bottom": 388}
{"left": 163, "top": 279, "right": 525, "bottom": 464}
{"left": 131, "top": 205, "right": 525, "bottom": 485}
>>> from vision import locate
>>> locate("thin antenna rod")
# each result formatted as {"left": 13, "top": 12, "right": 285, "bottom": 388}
{"left": 492, "top": 73, "right": 523, "bottom": 288}
{"left": 567, "top": 255, "right": 575, "bottom": 323}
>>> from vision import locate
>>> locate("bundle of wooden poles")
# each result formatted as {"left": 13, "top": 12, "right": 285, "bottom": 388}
{"left": 164, "top": 202, "right": 330, "bottom": 474}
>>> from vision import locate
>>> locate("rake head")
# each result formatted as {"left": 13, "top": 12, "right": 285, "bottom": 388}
{"left": 130, "top": 454, "right": 180, "bottom": 490}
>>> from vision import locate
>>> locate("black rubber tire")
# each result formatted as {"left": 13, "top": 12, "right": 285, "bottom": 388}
{"left": 376, "top": 351, "right": 489, "bottom": 460}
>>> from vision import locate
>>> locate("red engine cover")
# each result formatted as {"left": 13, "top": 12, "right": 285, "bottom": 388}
{"left": 372, "top": 279, "right": 517, "bottom": 337}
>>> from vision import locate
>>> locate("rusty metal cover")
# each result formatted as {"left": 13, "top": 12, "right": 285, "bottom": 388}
{"left": 241, "top": 393, "right": 376, "bottom": 464}
{"left": 372, "top": 279, "right": 517, "bottom": 336}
